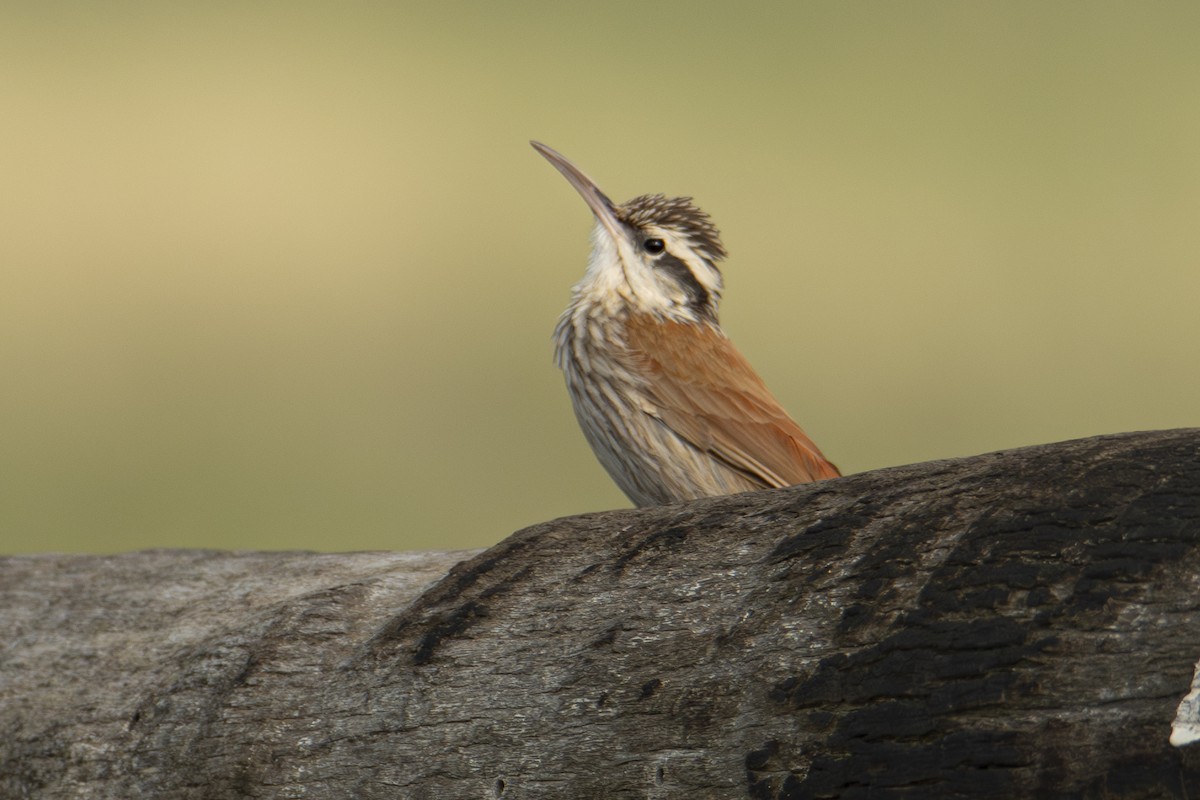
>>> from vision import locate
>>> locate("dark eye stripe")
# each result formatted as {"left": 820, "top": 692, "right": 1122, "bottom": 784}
{"left": 656, "top": 252, "right": 711, "bottom": 313}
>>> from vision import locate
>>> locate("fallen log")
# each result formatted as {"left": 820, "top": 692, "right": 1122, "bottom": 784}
{"left": 3, "top": 429, "right": 1200, "bottom": 798}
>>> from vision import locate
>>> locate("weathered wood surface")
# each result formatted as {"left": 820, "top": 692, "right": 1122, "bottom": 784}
{"left": 3, "top": 429, "right": 1200, "bottom": 799}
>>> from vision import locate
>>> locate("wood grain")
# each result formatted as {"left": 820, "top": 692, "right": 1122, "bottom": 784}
{"left": 3, "top": 430, "right": 1200, "bottom": 798}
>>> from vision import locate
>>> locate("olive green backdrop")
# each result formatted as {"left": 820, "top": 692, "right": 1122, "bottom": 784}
{"left": 3, "top": 2, "right": 1198, "bottom": 554}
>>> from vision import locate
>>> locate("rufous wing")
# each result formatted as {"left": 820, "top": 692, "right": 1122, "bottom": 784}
{"left": 622, "top": 314, "right": 840, "bottom": 487}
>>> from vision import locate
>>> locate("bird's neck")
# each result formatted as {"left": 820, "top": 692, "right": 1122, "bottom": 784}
{"left": 553, "top": 289, "right": 730, "bottom": 378}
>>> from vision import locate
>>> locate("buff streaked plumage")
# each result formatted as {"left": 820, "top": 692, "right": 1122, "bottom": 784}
{"left": 535, "top": 141, "right": 838, "bottom": 507}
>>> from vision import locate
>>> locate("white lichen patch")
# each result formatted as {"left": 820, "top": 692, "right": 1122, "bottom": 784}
{"left": 1170, "top": 658, "right": 1200, "bottom": 747}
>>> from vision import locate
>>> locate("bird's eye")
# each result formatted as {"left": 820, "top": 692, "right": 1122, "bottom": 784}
{"left": 643, "top": 238, "right": 665, "bottom": 254}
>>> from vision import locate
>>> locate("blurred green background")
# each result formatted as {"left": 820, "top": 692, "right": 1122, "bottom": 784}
{"left": 2, "top": 2, "right": 1198, "bottom": 554}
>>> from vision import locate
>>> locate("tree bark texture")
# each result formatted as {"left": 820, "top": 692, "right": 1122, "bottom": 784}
{"left": 3, "top": 429, "right": 1200, "bottom": 799}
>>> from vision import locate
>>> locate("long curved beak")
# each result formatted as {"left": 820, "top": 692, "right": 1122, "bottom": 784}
{"left": 531, "top": 141, "right": 625, "bottom": 242}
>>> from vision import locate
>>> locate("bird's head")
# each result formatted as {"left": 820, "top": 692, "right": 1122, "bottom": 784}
{"left": 533, "top": 141, "right": 726, "bottom": 324}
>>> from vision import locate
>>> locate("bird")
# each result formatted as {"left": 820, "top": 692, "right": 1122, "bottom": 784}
{"left": 532, "top": 141, "right": 840, "bottom": 507}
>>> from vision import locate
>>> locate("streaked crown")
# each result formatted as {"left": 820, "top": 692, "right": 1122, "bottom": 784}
{"left": 618, "top": 194, "right": 727, "bottom": 264}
